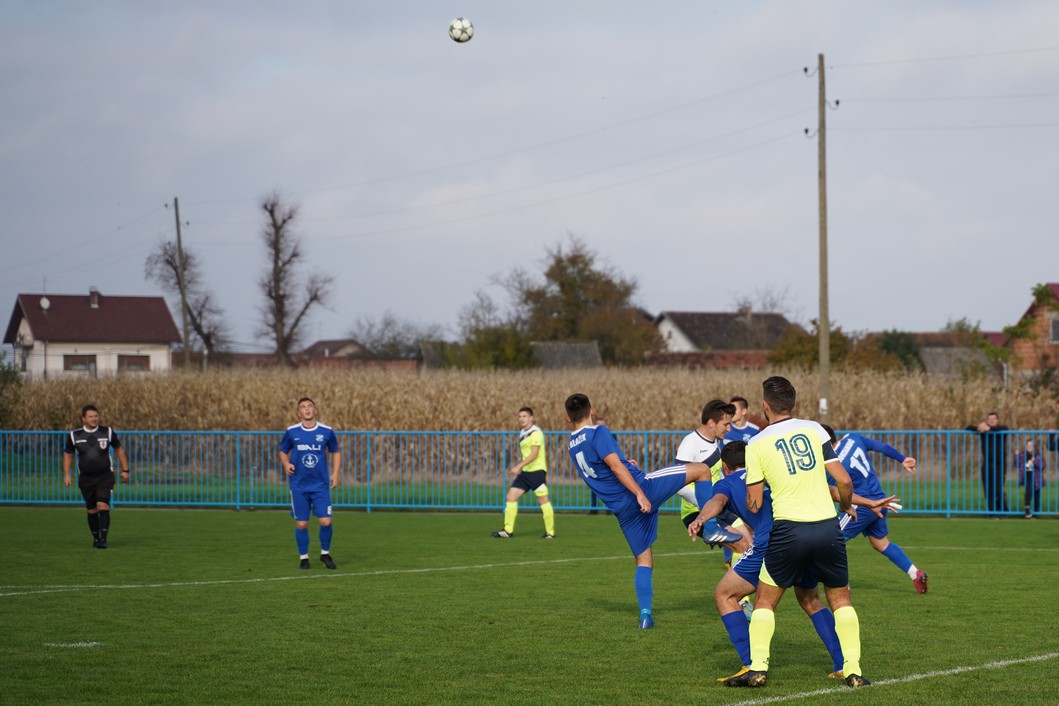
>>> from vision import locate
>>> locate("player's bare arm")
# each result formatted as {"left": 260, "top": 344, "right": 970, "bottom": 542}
{"left": 902, "top": 457, "right": 917, "bottom": 472}
{"left": 330, "top": 451, "right": 341, "bottom": 488}
{"left": 604, "top": 452, "right": 650, "bottom": 513}
{"left": 510, "top": 445, "right": 539, "bottom": 475}
{"left": 116, "top": 447, "right": 130, "bottom": 482}
{"left": 278, "top": 450, "right": 295, "bottom": 476}
{"left": 825, "top": 459, "right": 853, "bottom": 512}
{"left": 62, "top": 452, "right": 73, "bottom": 487}
{"left": 688, "top": 494, "right": 728, "bottom": 539}
{"left": 746, "top": 480, "right": 764, "bottom": 514}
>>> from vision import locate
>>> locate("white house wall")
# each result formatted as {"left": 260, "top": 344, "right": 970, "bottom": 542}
{"left": 17, "top": 342, "right": 172, "bottom": 379}
{"left": 657, "top": 317, "right": 698, "bottom": 353}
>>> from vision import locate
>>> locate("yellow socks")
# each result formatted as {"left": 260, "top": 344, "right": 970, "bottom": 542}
{"left": 503, "top": 502, "right": 518, "bottom": 534}
{"left": 747, "top": 608, "right": 775, "bottom": 671}
{"left": 541, "top": 501, "right": 555, "bottom": 536}
{"left": 834, "top": 605, "right": 863, "bottom": 676}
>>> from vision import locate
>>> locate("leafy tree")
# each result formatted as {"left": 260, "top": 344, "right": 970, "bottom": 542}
{"left": 768, "top": 320, "right": 852, "bottom": 368}
{"left": 505, "top": 236, "right": 661, "bottom": 366}
{"left": 876, "top": 329, "right": 923, "bottom": 371}
{"left": 258, "top": 193, "right": 334, "bottom": 367}
{"left": 457, "top": 290, "right": 533, "bottom": 368}
{"left": 145, "top": 240, "right": 231, "bottom": 359}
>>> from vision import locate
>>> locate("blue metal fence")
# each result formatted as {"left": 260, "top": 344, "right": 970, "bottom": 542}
{"left": 0, "top": 430, "right": 1055, "bottom": 517}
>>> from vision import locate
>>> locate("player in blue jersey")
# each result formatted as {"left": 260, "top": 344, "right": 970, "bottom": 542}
{"left": 565, "top": 393, "right": 742, "bottom": 630}
{"left": 822, "top": 424, "right": 927, "bottom": 593}
{"left": 278, "top": 397, "right": 341, "bottom": 570}
{"left": 726, "top": 396, "right": 761, "bottom": 443}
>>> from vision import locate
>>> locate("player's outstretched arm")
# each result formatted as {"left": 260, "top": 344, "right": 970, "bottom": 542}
{"left": 604, "top": 452, "right": 650, "bottom": 512}
{"left": 825, "top": 459, "right": 853, "bottom": 512}
{"left": 687, "top": 495, "right": 727, "bottom": 539}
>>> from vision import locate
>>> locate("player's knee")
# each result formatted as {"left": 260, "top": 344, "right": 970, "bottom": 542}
{"left": 96, "top": 502, "right": 110, "bottom": 511}
{"left": 295, "top": 521, "right": 309, "bottom": 530}
{"left": 318, "top": 517, "right": 332, "bottom": 527}
{"left": 534, "top": 485, "right": 550, "bottom": 502}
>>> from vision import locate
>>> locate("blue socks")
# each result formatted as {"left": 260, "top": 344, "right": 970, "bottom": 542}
{"left": 810, "top": 608, "right": 844, "bottom": 672}
{"left": 882, "top": 543, "right": 913, "bottom": 573}
{"left": 721, "top": 610, "right": 751, "bottom": 666}
{"left": 295, "top": 527, "right": 310, "bottom": 556}
{"left": 319, "top": 524, "right": 333, "bottom": 553}
{"left": 694, "top": 480, "right": 714, "bottom": 511}
{"left": 634, "top": 566, "right": 653, "bottom": 614}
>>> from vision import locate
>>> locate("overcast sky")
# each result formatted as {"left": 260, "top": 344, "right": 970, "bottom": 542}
{"left": 2, "top": 2, "right": 1057, "bottom": 353}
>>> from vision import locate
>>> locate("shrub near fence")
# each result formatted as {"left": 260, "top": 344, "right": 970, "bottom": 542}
{"left": 1, "top": 430, "right": 1055, "bottom": 517}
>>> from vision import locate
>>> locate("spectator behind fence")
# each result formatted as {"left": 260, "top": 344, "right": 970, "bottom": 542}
{"left": 1014, "top": 439, "right": 1045, "bottom": 519}
{"left": 965, "top": 412, "right": 1009, "bottom": 517}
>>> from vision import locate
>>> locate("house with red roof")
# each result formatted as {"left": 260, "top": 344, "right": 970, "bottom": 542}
{"left": 3, "top": 289, "right": 181, "bottom": 379}
{"left": 1006, "top": 282, "right": 1059, "bottom": 375}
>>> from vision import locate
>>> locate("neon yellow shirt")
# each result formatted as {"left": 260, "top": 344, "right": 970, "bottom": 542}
{"left": 519, "top": 426, "right": 547, "bottom": 472}
{"left": 745, "top": 418, "right": 836, "bottom": 522}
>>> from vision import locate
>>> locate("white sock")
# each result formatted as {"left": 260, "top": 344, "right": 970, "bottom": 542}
{"left": 300, "top": 554, "right": 309, "bottom": 560}
{"left": 907, "top": 565, "right": 919, "bottom": 579}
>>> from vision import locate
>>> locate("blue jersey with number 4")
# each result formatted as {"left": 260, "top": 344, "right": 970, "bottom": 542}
{"left": 568, "top": 424, "right": 645, "bottom": 515}
{"left": 278, "top": 423, "right": 339, "bottom": 492}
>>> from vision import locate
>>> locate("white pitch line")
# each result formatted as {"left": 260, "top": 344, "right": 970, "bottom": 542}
{"left": 0, "top": 550, "right": 703, "bottom": 598}
{"left": 43, "top": 641, "right": 103, "bottom": 649}
{"left": 717, "top": 652, "right": 1059, "bottom": 705}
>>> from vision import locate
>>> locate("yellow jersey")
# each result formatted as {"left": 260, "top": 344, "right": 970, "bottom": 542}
{"left": 519, "top": 425, "right": 547, "bottom": 472}
{"left": 745, "top": 417, "right": 837, "bottom": 522}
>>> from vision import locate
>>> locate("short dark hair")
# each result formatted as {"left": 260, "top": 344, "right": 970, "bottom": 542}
{"left": 565, "top": 393, "right": 592, "bottom": 423}
{"left": 721, "top": 440, "right": 747, "bottom": 470}
{"left": 519, "top": 406, "right": 534, "bottom": 416}
{"left": 820, "top": 423, "right": 837, "bottom": 444}
{"left": 81, "top": 404, "right": 99, "bottom": 418}
{"left": 701, "top": 399, "right": 736, "bottom": 425}
{"left": 729, "top": 396, "right": 749, "bottom": 409}
{"left": 762, "top": 376, "right": 796, "bottom": 415}
{"left": 297, "top": 397, "right": 316, "bottom": 407}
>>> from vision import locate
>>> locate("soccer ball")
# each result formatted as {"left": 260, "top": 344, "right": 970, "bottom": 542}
{"left": 449, "top": 17, "right": 474, "bottom": 43}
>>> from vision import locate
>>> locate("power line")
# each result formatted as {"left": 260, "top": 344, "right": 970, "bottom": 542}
{"left": 182, "top": 69, "right": 804, "bottom": 206}
{"left": 833, "top": 122, "right": 1059, "bottom": 132}
{"left": 842, "top": 92, "right": 1059, "bottom": 103}
{"left": 832, "top": 45, "right": 1059, "bottom": 69}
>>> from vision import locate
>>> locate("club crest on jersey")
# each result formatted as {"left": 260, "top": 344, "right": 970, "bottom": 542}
{"left": 98, "top": 439, "right": 108, "bottom": 450}
{"left": 303, "top": 454, "right": 319, "bottom": 468}
{"left": 315, "top": 434, "right": 324, "bottom": 443}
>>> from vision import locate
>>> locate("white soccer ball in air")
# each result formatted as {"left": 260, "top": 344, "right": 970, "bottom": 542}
{"left": 449, "top": 17, "right": 474, "bottom": 43}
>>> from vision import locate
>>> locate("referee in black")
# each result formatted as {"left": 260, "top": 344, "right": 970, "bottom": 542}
{"left": 62, "top": 404, "right": 129, "bottom": 548}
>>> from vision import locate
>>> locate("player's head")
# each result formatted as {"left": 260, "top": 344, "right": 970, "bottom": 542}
{"left": 80, "top": 404, "right": 100, "bottom": 427}
{"left": 729, "top": 396, "right": 749, "bottom": 423}
{"left": 701, "top": 399, "right": 736, "bottom": 425}
{"left": 517, "top": 406, "right": 534, "bottom": 428}
{"left": 720, "top": 440, "right": 746, "bottom": 473}
{"left": 821, "top": 422, "right": 838, "bottom": 446}
{"left": 565, "top": 393, "right": 593, "bottom": 425}
{"left": 762, "top": 376, "right": 796, "bottom": 418}
{"left": 296, "top": 397, "right": 317, "bottom": 422}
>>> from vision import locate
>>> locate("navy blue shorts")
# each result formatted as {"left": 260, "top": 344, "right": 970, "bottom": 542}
{"left": 762, "top": 517, "right": 847, "bottom": 589}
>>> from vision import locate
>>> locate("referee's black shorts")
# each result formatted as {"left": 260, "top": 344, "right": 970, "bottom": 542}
{"left": 763, "top": 517, "right": 848, "bottom": 589}
{"left": 78, "top": 471, "right": 115, "bottom": 509}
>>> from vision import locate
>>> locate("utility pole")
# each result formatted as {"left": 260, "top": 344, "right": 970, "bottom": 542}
{"left": 173, "top": 197, "right": 191, "bottom": 369}
{"left": 816, "top": 53, "right": 831, "bottom": 423}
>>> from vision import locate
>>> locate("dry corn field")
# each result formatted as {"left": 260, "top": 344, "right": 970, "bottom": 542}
{"left": 10, "top": 368, "right": 1058, "bottom": 431}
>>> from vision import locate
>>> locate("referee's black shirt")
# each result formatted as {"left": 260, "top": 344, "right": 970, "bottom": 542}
{"left": 64, "top": 426, "right": 121, "bottom": 475}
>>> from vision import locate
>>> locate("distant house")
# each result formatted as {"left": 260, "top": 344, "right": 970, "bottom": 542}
{"left": 300, "top": 338, "right": 370, "bottom": 361}
{"left": 648, "top": 310, "right": 798, "bottom": 369}
{"left": 1007, "top": 282, "right": 1059, "bottom": 375}
{"left": 3, "top": 289, "right": 181, "bottom": 378}
{"left": 910, "top": 332, "right": 1001, "bottom": 378}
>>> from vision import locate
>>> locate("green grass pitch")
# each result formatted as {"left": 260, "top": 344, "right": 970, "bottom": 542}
{"left": 1, "top": 507, "right": 1057, "bottom": 705}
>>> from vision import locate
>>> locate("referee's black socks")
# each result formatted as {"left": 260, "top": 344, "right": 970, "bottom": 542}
{"left": 87, "top": 512, "right": 101, "bottom": 540}
{"left": 98, "top": 510, "right": 110, "bottom": 540}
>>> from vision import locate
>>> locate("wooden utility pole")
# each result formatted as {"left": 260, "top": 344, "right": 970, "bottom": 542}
{"left": 816, "top": 53, "right": 831, "bottom": 423}
{"left": 173, "top": 197, "right": 191, "bottom": 368}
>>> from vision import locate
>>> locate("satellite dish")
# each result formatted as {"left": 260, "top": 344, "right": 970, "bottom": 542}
{"left": 40, "top": 296, "right": 50, "bottom": 311}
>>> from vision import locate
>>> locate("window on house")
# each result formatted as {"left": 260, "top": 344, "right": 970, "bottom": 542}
{"left": 118, "top": 355, "right": 150, "bottom": 372}
{"left": 63, "top": 354, "right": 97, "bottom": 376}
{"left": 1051, "top": 318, "right": 1059, "bottom": 344}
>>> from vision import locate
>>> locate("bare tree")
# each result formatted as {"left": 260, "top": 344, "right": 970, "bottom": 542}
{"left": 145, "top": 240, "right": 231, "bottom": 359}
{"left": 349, "top": 311, "right": 447, "bottom": 360}
{"left": 258, "top": 193, "right": 334, "bottom": 366}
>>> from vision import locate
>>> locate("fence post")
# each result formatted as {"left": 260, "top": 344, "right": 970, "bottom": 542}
{"left": 366, "top": 433, "right": 372, "bottom": 513}
{"left": 945, "top": 431, "right": 952, "bottom": 519}
{"left": 235, "top": 433, "right": 241, "bottom": 511}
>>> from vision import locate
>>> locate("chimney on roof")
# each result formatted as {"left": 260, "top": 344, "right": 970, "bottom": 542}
{"left": 89, "top": 287, "right": 100, "bottom": 309}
